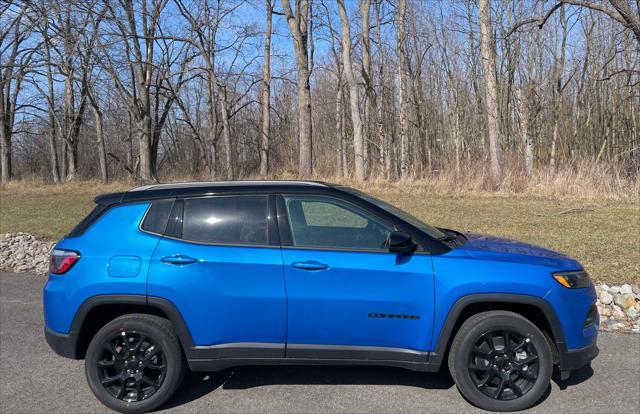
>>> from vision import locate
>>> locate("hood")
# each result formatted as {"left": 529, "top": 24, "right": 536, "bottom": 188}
{"left": 460, "top": 232, "right": 582, "bottom": 270}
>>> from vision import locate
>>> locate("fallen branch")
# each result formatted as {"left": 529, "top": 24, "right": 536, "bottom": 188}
{"left": 535, "top": 207, "right": 597, "bottom": 217}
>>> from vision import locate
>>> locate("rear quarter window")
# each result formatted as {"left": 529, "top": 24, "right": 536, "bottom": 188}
{"left": 140, "top": 199, "right": 175, "bottom": 235}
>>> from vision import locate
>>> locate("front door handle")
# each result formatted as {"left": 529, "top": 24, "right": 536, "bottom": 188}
{"left": 161, "top": 255, "right": 198, "bottom": 265}
{"left": 291, "top": 260, "right": 329, "bottom": 271}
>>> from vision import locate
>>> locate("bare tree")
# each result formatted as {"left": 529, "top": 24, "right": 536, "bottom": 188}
{"left": 0, "top": 5, "right": 33, "bottom": 184}
{"left": 35, "top": 1, "right": 61, "bottom": 183}
{"left": 337, "top": 0, "right": 366, "bottom": 180}
{"left": 358, "top": 0, "right": 372, "bottom": 172}
{"left": 81, "top": 3, "right": 109, "bottom": 182}
{"left": 281, "top": 0, "right": 314, "bottom": 175}
{"left": 1, "top": 0, "right": 638, "bottom": 188}
{"left": 373, "top": 0, "right": 390, "bottom": 178}
{"left": 479, "top": 0, "right": 501, "bottom": 186}
{"left": 259, "top": 0, "right": 273, "bottom": 176}
{"left": 100, "top": 0, "right": 170, "bottom": 182}
{"left": 397, "top": 0, "right": 409, "bottom": 179}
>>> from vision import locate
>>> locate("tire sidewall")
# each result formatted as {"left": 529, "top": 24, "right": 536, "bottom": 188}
{"left": 85, "top": 317, "right": 183, "bottom": 414}
{"left": 452, "top": 315, "right": 553, "bottom": 412}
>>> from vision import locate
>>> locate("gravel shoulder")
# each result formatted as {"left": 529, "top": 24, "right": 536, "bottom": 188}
{"left": 2, "top": 271, "right": 639, "bottom": 413}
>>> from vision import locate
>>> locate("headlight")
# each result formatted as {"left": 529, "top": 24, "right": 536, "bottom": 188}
{"left": 552, "top": 270, "right": 591, "bottom": 289}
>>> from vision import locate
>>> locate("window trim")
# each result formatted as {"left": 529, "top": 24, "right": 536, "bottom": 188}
{"left": 276, "top": 194, "right": 420, "bottom": 253}
{"left": 159, "top": 194, "right": 280, "bottom": 248}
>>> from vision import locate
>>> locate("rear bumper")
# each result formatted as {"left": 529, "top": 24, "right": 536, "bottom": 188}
{"left": 44, "top": 326, "right": 80, "bottom": 359}
{"left": 558, "top": 339, "right": 599, "bottom": 371}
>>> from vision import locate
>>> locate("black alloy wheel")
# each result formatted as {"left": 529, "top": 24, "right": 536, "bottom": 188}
{"left": 96, "top": 331, "right": 167, "bottom": 402}
{"left": 85, "top": 314, "right": 185, "bottom": 414}
{"left": 448, "top": 310, "right": 553, "bottom": 412}
{"left": 468, "top": 329, "right": 539, "bottom": 400}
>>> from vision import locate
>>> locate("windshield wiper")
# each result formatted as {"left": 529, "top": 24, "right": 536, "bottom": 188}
{"left": 437, "top": 235, "right": 458, "bottom": 243}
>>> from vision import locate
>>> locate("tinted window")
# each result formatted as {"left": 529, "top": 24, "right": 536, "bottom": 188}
{"left": 182, "top": 196, "right": 269, "bottom": 244}
{"left": 141, "top": 199, "right": 174, "bottom": 234}
{"left": 284, "top": 196, "right": 392, "bottom": 249}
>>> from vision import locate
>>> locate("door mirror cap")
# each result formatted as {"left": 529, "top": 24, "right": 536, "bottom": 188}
{"left": 388, "top": 231, "right": 417, "bottom": 254}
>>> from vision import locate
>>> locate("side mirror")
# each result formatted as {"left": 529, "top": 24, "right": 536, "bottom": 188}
{"left": 388, "top": 231, "right": 416, "bottom": 254}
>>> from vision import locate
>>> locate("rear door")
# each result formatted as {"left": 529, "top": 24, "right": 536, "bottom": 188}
{"left": 278, "top": 194, "right": 435, "bottom": 360}
{"left": 147, "top": 194, "right": 286, "bottom": 358}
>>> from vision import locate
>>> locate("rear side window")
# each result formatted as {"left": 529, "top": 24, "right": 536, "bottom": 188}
{"left": 181, "top": 196, "right": 269, "bottom": 245}
{"left": 141, "top": 199, "right": 174, "bottom": 234}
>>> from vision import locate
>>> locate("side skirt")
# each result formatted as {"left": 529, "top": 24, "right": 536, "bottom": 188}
{"left": 186, "top": 343, "right": 439, "bottom": 373}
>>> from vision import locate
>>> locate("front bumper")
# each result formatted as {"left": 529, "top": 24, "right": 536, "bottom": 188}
{"left": 44, "top": 326, "right": 80, "bottom": 359}
{"left": 558, "top": 339, "right": 599, "bottom": 371}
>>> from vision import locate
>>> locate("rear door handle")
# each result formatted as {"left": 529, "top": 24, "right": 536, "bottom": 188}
{"left": 291, "top": 260, "right": 329, "bottom": 271}
{"left": 161, "top": 255, "right": 198, "bottom": 265}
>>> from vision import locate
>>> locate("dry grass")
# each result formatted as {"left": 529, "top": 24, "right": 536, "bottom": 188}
{"left": 156, "top": 159, "right": 639, "bottom": 200}
{"left": 0, "top": 179, "right": 638, "bottom": 284}
{"left": 0, "top": 181, "right": 129, "bottom": 240}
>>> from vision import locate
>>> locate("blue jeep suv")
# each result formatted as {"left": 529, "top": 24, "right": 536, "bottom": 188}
{"left": 44, "top": 181, "right": 599, "bottom": 412}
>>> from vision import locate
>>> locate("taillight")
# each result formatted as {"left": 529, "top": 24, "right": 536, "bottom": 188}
{"left": 49, "top": 249, "right": 80, "bottom": 274}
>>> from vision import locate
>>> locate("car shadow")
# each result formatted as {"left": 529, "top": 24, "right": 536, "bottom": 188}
{"left": 552, "top": 363, "right": 594, "bottom": 390}
{"left": 162, "top": 365, "right": 455, "bottom": 410}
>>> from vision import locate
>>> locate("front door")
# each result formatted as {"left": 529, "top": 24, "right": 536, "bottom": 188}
{"left": 147, "top": 194, "right": 286, "bottom": 359}
{"left": 278, "top": 194, "right": 435, "bottom": 361}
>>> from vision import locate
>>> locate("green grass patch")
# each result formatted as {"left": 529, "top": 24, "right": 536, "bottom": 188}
{"left": 1, "top": 182, "right": 637, "bottom": 284}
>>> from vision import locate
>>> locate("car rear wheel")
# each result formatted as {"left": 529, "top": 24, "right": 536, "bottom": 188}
{"left": 85, "top": 314, "right": 185, "bottom": 413}
{"left": 448, "top": 310, "right": 553, "bottom": 412}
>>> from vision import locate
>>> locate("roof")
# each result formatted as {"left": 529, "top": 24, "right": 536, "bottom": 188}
{"left": 95, "top": 180, "right": 335, "bottom": 206}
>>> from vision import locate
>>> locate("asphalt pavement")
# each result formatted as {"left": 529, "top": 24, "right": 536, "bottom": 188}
{"left": 1, "top": 271, "right": 639, "bottom": 413}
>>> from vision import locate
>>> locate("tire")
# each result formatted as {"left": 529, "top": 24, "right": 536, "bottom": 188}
{"left": 447, "top": 311, "right": 553, "bottom": 412}
{"left": 85, "top": 314, "right": 185, "bottom": 414}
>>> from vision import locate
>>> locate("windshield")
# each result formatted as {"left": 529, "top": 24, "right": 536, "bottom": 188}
{"left": 339, "top": 187, "right": 447, "bottom": 240}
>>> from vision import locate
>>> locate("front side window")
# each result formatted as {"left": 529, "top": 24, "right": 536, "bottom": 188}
{"left": 284, "top": 196, "right": 393, "bottom": 249}
{"left": 182, "top": 196, "right": 269, "bottom": 244}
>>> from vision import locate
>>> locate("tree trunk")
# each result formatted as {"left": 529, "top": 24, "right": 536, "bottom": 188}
{"left": 359, "top": 0, "right": 373, "bottom": 174}
{"left": 515, "top": 87, "right": 534, "bottom": 176}
{"left": 397, "top": 0, "right": 409, "bottom": 180}
{"left": 282, "top": 0, "right": 313, "bottom": 176}
{"left": 374, "top": 0, "right": 389, "bottom": 179}
{"left": 337, "top": 0, "right": 366, "bottom": 181}
{"left": 93, "top": 106, "right": 108, "bottom": 183}
{"left": 336, "top": 76, "right": 345, "bottom": 177}
{"left": 259, "top": 0, "right": 273, "bottom": 177}
{"left": 0, "top": 128, "right": 10, "bottom": 185}
{"left": 42, "top": 18, "right": 61, "bottom": 183}
{"left": 478, "top": 0, "right": 501, "bottom": 187}
{"left": 0, "top": 105, "right": 11, "bottom": 184}
{"left": 63, "top": 57, "right": 76, "bottom": 181}
{"left": 220, "top": 87, "right": 233, "bottom": 180}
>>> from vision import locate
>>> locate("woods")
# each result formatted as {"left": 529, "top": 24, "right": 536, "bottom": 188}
{"left": 1, "top": 0, "right": 638, "bottom": 190}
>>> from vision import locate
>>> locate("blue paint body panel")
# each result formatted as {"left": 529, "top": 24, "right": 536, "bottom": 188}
{"left": 148, "top": 238, "right": 286, "bottom": 347}
{"left": 43, "top": 194, "right": 598, "bottom": 361}
{"left": 43, "top": 203, "right": 159, "bottom": 333}
{"left": 282, "top": 248, "right": 434, "bottom": 350}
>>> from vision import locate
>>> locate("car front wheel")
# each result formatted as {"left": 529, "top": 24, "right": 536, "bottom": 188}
{"left": 85, "top": 314, "right": 185, "bottom": 413}
{"left": 448, "top": 310, "right": 553, "bottom": 412}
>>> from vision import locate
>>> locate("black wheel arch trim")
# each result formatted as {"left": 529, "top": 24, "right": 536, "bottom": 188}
{"left": 55, "top": 294, "right": 196, "bottom": 359}
{"left": 429, "top": 293, "right": 568, "bottom": 367}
